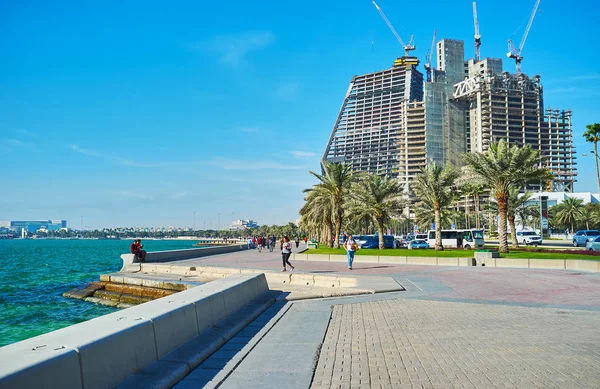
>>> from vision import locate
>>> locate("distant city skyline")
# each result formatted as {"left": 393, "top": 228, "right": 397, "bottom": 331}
{"left": 1, "top": 0, "right": 598, "bottom": 229}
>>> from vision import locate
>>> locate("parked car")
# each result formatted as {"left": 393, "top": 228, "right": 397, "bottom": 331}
{"left": 360, "top": 235, "right": 398, "bottom": 249}
{"left": 573, "top": 230, "right": 600, "bottom": 247}
{"left": 408, "top": 239, "right": 430, "bottom": 249}
{"left": 586, "top": 236, "right": 600, "bottom": 252}
{"left": 516, "top": 231, "right": 542, "bottom": 246}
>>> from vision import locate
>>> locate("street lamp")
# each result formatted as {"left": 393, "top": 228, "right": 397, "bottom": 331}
{"left": 193, "top": 212, "right": 196, "bottom": 231}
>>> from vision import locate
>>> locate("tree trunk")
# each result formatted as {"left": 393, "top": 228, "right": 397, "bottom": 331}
{"left": 434, "top": 206, "right": 443, "bottom": 251}
{"left": 571, "top": 220, "right": 574, "bottom": 235}
{"left": 334, "top": 211, "right": 342, "bottom": 249}
{"left": 475, "top": 193, "right": 480, "bottom": 229}
{"left": 509, "top": 215, "right": 519, "bottom": 249}
{"left": 595, "top": 140, "right": 600, "bottom": 195}
{"left": 377, "top": 219, "right": 385, "bottom": 250}
{"left": 497, "top": 193, "right": 509, "bottom": 253}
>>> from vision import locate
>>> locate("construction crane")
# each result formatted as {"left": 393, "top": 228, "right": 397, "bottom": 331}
{"left": 372, "top": 1, "right": 415, "bottom": 57}
{"left": 472, "top": 2, "right": 481, "bottom": 62}
{"left": 507, "top": 0, "right": 541, "bottom": 74}
{"left": 424, "top": 29, "right": 437, "bottom": 82}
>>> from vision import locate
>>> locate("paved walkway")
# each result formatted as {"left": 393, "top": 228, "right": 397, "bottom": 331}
{"left": 164, "top": 246, "right": 600, "bottom": 388}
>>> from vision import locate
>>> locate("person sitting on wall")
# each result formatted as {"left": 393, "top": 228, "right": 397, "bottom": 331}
{"left": 130, "top": 239, "right": 146, "bottom": 262}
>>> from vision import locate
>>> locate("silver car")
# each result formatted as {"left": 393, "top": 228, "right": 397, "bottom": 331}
{"left": 586, "top": 236, "right": 600, "bottom": 252}
{"left": 573, "top": 230, "right": 600, "bottom": 247}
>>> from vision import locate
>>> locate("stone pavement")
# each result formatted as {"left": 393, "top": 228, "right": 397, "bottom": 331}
{"left": 311, "top": 299, "right": 600, "bottom": 389}
{"left": 161, "top": 247, "right": 600, "bottom": 388}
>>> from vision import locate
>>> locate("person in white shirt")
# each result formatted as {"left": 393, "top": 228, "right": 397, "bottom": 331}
{"left": 281, "top": 236, "right": 294, "bottom": 272}
{"left": 344, "top": 234, "right": 357, "bottom": 270}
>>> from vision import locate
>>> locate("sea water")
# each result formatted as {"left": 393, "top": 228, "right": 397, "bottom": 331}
{"left": 0, "top": 239, "right": 200, "bottom": 347}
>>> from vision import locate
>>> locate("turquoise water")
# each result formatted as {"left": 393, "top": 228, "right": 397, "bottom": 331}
{"left": 0, "top": 239, "right": 201, "bottom": 347}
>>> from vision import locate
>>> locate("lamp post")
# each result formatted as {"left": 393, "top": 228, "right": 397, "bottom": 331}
{"left": 193, "top": 212, "right": 196, "bottom": 232}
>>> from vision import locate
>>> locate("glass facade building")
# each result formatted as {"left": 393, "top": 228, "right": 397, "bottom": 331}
{"left": 9, "top": 220, "right": 67, "bottom": 233}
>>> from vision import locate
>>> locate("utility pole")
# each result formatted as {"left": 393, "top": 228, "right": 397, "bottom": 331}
{"left": 193, "top": 212, "right": 196, "bottom": 231}
{"left": 218, "top": 213, "right": 220, "bottom": 231}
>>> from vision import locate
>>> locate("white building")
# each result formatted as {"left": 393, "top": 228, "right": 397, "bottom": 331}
{"left": 229, "top": 220, "right": 258, "bottom": 231}
{"left": 527, "top": 192, "right": 599, "bottom": 207}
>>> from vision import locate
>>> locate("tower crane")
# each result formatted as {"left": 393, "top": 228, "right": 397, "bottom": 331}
{"left": 507, "top": 0, "right": 541, "bottom": 74}
{"left": 472, "top": 2, "right": 481, "bottom": 62}
{"left": 372, "top": 1, "right": 415, "bottom": 57}
{"left": 424, "top": 29, "right": 436, "bottom": 82}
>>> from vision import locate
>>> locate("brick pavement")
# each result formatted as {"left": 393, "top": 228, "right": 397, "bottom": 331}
{"left": 311, "top": 299, "right": 600, "bottom": 389}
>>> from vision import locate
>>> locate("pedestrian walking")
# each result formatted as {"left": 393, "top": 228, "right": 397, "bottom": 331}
{"left": 281, "top": 236, "right": 294, "bottom": 272}
{"left": 344, "top": 234, "right": 358, "bottom": 270}
{"left": 294, "top": 236, "right": 300, "bottom": 248}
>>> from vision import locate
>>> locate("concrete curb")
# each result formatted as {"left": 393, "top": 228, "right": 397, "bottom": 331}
{"left": 299, "top": 253, "right": 600, "bottom": 272}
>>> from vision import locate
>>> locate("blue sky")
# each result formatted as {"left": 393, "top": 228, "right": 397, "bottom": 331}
{"left": 1, "top": 0, "right": 598, "bottom": 229}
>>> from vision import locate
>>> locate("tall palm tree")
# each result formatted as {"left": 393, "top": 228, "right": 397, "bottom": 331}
{"left": 300, "top": 185, "right": 333, "bottom": 245}
{"left": 413, "top": 198, "right": 453, "bottom": 232}
{"left": 555, "top": 197, "right": 584, "bottom": 233}
{"left": 463, "top": 140, "right": 550, "bottom": 253}
{"left": 412, "top": 162, "right": 458, "bottom": 251}
{"left": 349, "top": 174, "right": 405, "bottom": 249}
{"left": 506, "top": 188, "right": 532, "bottom": 248}
{"left": 584, "top": 123, "right": 600, "bottom": 194}
{"left": 303, "top": 161, "right": 356, "bottom": 248}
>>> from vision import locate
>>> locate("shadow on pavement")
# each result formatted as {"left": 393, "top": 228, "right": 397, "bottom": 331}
{"left": 175, "top": 300, "right": 289, "bottom": 388}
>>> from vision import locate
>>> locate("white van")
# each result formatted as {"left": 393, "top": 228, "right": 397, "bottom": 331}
{"left": 427, "top": 229, "right": 485, "bottom": 249}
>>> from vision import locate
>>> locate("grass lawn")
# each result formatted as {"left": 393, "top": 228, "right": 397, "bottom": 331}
{"left": 306, "top": 247, "right": 600, "bottom": 260}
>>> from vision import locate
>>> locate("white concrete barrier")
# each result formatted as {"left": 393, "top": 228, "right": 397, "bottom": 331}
{"left": 0, "top": 274, "right": 269, "bottom": 389}
{"left": 120, "top": 245, "right": 248, "bottom": 270}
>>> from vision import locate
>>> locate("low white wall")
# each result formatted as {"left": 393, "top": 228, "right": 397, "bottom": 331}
{"left": 299, "top": 253, "right": 600, "bottom": 272}
{"left": 0, "top": 274, "right": 269, "bottom": 389}
{"left": 121, "top": 244, "right": 247, "bottom": 270}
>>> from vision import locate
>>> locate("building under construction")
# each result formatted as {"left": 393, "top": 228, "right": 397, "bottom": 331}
{"left": 322, "top": 2, "right": 577, "bottom": 192}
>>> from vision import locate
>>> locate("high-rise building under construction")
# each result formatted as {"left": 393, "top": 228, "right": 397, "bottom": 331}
{"left": 322, "top": 38, "right": 577, "bottom": 192}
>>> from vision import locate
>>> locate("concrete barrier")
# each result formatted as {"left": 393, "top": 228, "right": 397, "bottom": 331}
{"left": 406, "top": 257, "right": 438, "bottom": 266}
{"left": 120, "top": 245, "right": 248, "bottom": 270}
{"left": 0, "top": 274, "right": 269, "bottom": 389}
{"left": 528, "top": 259, "right": 566, "bottom": 270}
{"left": 495, "top": 258, "right": 529, "bottom": 268}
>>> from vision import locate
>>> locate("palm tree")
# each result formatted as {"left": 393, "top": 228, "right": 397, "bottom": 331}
{"left": 300, "top": 185, "right": 333, "bottom": 245}
{"left": 584, "top": 123, "right": 600, "bottom": 194}
{"left": 555, "top": 197, "right": 584, "bottom": 233}
{"left": 506, "top": 188, "right": 532, "bottom": 248}
{"left": 412, "top": 162, "right": 458, "bottom": 251}
{"left": 349, "top": 174, "right": 405, "bottom": 249}
{"left": 413, "top": 198, "right": 453, "bottom": 232}
{"left": 303, "top": 161, "right": 356, "bottom": 248}
{"left": 463, "top": 140, "right": 550, "bottom": 253}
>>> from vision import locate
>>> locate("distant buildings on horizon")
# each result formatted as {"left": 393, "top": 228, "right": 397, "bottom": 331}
{"left": 228, "top": 220, "right": 259, "bottom": 231}
{"left": 0, "top": 220, "right": 67, "bottom": 234}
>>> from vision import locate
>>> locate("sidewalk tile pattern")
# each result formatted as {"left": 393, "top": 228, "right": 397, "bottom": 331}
{"left": 311, "top": 299, "right": 600, "bottom": 389}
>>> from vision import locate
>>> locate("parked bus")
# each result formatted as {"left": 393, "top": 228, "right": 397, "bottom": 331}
{"left": 427, "top": 229, "right": 485, "bottom": 249}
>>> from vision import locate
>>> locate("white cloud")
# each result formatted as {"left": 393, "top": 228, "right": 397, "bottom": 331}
{"left": 0, "top": 138, "right": 34, "bottom": 151}
{"left": 191, "top": 31, "right": 276, "bottom": 66}
{"left": 118, "top": 190, "right": 153, "bottom": 200}
{"left": 70, "top": 144, "right": 163, "bottom": 168}
{"left": 544, "top": 87, "right": 579, "bottom": 95}
{"left": 173, "top": 191, "right": 190, "bottom": 199}
{"left": 290, "top": 150, "right": 317, "bottom": 159}
{"left": 204, "top": 157, "right": 307, "bottom": 170}
{"left": 274, "top": 82, "right": 300, "bottom": 100}
{"left": 567, "top": 73, "right": 600, "bottom": 81}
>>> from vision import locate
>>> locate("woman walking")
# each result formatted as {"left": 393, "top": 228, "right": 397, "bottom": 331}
{"left": 344, "top": 234, "right": 357, "bottom": 270}
{"left": 281, "top": 236, "right": 294, "bottom": 272}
